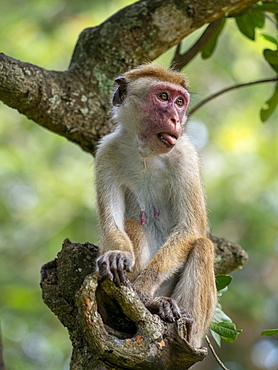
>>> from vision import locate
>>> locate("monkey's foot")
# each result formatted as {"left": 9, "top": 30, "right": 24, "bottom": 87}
{"left": 179, "top": 307, "right": 194, "bottom": 342}
{"left": 146, "top": 296, "right": 183, "bottom": 322}
{"left": 146, "top": 297, "right": 193, "bottom": 342}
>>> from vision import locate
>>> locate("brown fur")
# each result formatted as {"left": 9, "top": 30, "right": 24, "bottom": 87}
{"left": 95, "top": 64, "right": 216, "bottom": 348}
{"left": 124, "top": 218, "right": 148, "bottom": 281}
{"left": 123, "top": 63, "right": 188, "bottom": 89}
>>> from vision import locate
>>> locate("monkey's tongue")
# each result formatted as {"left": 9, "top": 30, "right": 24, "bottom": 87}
{"left": 157, "top": 133, "right": 177, "bottom": 147}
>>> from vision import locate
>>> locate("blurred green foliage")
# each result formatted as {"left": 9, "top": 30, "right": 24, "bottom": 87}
{"left": 0, "top": 1, "right": 278, "bottom": 369}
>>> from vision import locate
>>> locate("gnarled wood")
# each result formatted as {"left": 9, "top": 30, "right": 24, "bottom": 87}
{"left": 41, "top": 237, "right": 247, "bottom": 369}
{"left": 77, "top": 275, "right": 206, "bottom": 369}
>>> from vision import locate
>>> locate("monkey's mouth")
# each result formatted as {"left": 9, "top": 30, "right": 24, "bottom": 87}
{"left": 157, "top": 132, "right": 178, "bottom": 148}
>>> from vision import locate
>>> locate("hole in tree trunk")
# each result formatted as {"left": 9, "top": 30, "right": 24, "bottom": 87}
{"left": 96, "top": 285, "right": 137, "bottom": 339}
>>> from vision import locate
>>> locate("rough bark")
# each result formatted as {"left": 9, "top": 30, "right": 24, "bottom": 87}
{"left": 209, "top": 232, "right": 248, "bottom": 274}
{"left": 0, "top": 0, "right": 263, "bottom": 154}
{"left": 41, "top": 238, "right": 248, "bottom": 370}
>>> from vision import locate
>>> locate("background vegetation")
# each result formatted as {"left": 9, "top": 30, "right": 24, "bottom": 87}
{"left": 0, "top": 0, "right": 277, "bottom": 369}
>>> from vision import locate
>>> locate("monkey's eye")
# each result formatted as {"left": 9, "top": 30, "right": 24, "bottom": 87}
{"left": 175, "top": 97, "right": 184, "bottom": 107}
{"left": 157, "top": 92, "right": 169, "bottom": 102}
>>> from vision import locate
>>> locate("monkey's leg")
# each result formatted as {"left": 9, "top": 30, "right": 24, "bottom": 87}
{"left": 171, "top": 238, "right": 217, "bottom": 348}
{"left": 132, "top": 237, "right": 216, "bottom": 347}
{"left": 124, "top": 219, "right": 193, "bottom": 327}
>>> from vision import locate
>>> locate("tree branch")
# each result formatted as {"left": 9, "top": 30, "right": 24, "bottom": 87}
{"left": 209, "top": 233, "right": 248, "bottom": 274}
{"left": 188, "top": 77, "right": 278, "bottom": 117}
{"left": 0, "top": 53, "right": 111, "bottom": 153}
{"left": 76, "top": 275, "right": 206, "bottom": 369}
{"left": 0, "top": 0, "right": 263, "bottom": 154}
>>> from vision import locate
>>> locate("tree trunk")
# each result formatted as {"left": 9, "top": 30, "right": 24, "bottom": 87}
{"left": 41, "top": 237, "right": 247, "bottom": 369}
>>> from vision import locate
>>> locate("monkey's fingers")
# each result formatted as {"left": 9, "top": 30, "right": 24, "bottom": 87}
{"left": 147, "top": 297, "right": 181, "bottom": 323}
{"left": 180, "top": 308, "right": 194, "bottom": 342}
{"left": 98, "top": 251, "right": 131, "bottom": 286}
{"left": 115, "top": 255, "right": 134, "bottom": 286}
{"left": 110, "top": 253, "right": 128, "bottom": 286}
{"left": 157, "top": 301, "right": 175, "bottom": 323}
{"left": 97, "top": 255, "right": 114, "bottom": 282}
{"left": 168, "top": 298, "right": 184, "bottom": 320}
{"left": 123, "top": 257, "right": 132, "bottom": 273}
{"left": 186, "top": 317, "right": 193, "bottom": 343}
{"left": 109, "top": 255, "right": 122, "bottom": 286}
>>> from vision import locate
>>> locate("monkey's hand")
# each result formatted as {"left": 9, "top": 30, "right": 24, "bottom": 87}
{"left": 97, "top": 250, "right": 133, "bottom": 286}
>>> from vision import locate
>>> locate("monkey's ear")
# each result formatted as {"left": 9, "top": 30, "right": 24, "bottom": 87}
{"left": 112, "top": 76, "right": 128, "bottom": 106}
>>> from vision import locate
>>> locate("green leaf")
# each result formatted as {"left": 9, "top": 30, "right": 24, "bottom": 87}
{"left": 213, "top": 304, "right": 233, "bottom": 323}
{"left": 261, "top": 329, "right": 278, "bottom": 336}
{"left": 210, "top": 328, "right": 222, "bottom": 347}
{"left": 249, "top": 11, "right": 265, "bottom": 29}
{"left": 264, "top": 49, "right": 278, "bottom": 65}
{"left": 235, "top": 14, "right": 256, "bottom": 40}
{"left": 264, "top": 49, "right": 278, "bottom": 72}
{"left": 210, "top": 321, "right": 242, "bottom": 343}
{"left": 260, "top": 34, "right": 278, "bottom": 46}
{"left": 211, "top": 304, "right": 242, "bottom": 346}
{"left": 201, "top": 18, "right": 226, "bottom": 59}
{"left": 215, "top": 275, "right": 232, "bottom": 291}
{"left": 257, "top": 3, "right": 278, "bottom": 13}
{"left": 260, "top": 83, "right": 278, "bottom": 122}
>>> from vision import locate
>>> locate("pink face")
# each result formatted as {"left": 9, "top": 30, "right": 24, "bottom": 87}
{"left": 138, "top": 82, "right": 190, "bottom": 154}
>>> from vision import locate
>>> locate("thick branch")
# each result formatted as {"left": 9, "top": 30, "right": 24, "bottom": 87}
{"left": 70, "top": 0, "right": 261, "bottom": 73}
{"left": 210, "top": 233, "right": 248, "bottom": 274}
{"left": 0, "top": 0, "right": 263, "bottom": 154}
{"left": 0, "top": 53, "right": 110, "bottom": 153}
{"left": 76, "top": 275, "right": 206, "bottom": 369}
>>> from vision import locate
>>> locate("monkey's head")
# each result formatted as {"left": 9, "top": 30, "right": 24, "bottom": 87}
{"left": 112, "top": 64, "right": 190, "bottom": 156}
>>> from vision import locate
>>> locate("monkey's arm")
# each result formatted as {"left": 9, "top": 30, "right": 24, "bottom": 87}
{"left": 95, "top": 157, "right": 135, "bottom": 286}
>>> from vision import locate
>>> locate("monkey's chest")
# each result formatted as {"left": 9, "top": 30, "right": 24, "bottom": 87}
{"left": 123, "top": 171, "right": 175, "bottom": 250}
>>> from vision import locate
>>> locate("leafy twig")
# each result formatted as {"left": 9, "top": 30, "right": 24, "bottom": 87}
{"left": 171, "top": 19, "right": 224, "bottom": 71}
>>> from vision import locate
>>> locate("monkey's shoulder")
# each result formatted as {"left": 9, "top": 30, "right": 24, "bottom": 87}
{"left": 95, "top": 130, "right": 124, "bottom": 164}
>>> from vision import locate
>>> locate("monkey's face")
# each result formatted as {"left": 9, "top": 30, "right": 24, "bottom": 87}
{"left": 112, "top": 76, "right": 190, "bottom": 156}
{"left": 137, "top": 82, "right": 190, "bottom": 155}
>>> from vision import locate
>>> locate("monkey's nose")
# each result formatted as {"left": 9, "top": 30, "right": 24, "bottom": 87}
{"left": 171, "top": 117, "right": 179, "bottom": 124}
